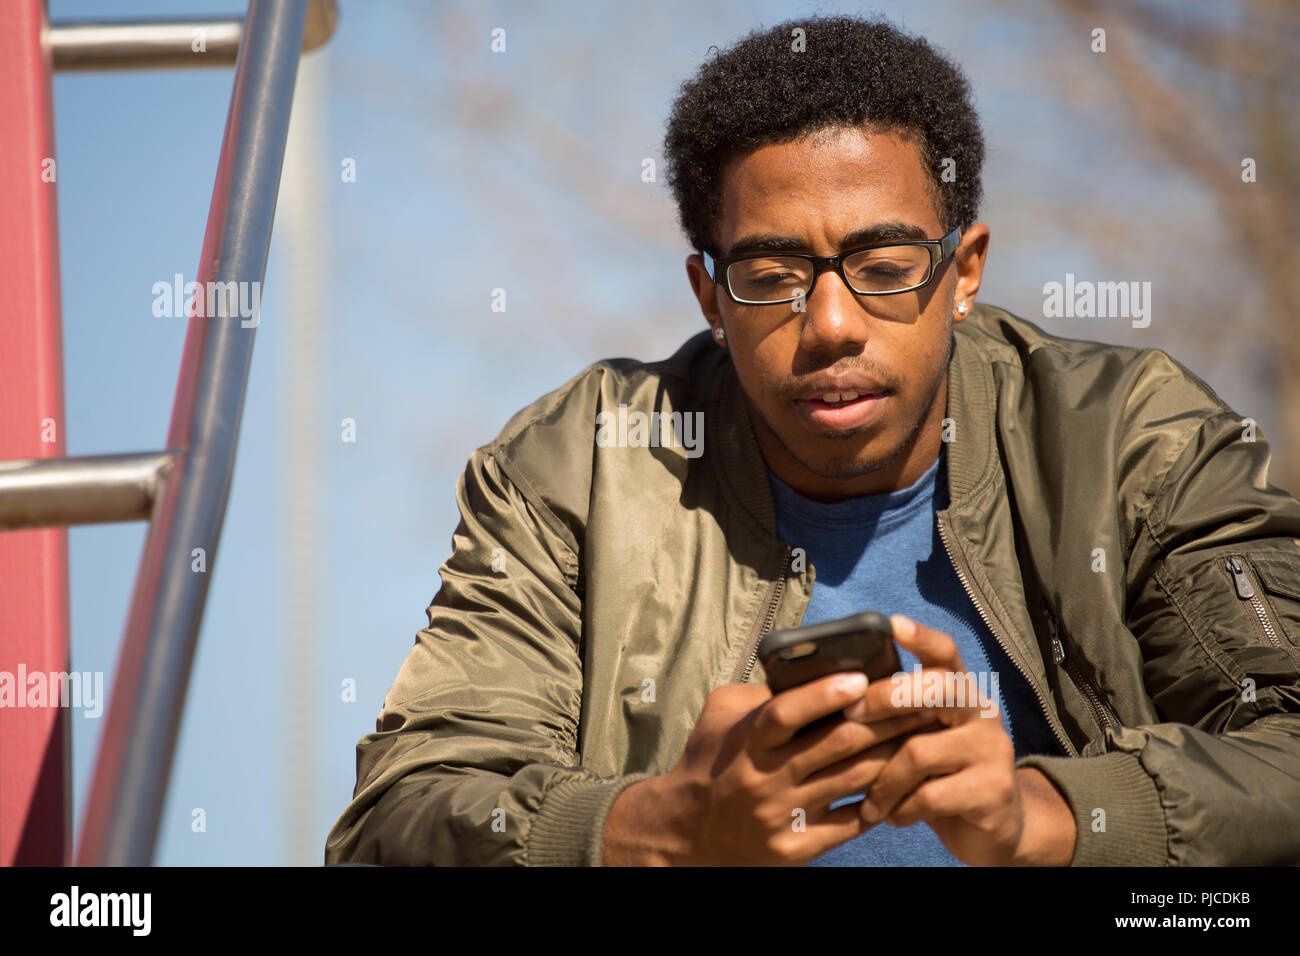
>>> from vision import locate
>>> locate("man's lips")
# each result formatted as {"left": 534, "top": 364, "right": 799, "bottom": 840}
{"left": 794, "top": 390, "right": 889, "bottom": 431}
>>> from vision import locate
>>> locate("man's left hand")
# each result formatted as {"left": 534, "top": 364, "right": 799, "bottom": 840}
{"left": 842, "top": 614, "right": 1077, "bottom": 866}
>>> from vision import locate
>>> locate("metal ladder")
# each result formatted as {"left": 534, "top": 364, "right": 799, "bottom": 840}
{"left": 0, "top": 0, "right": 338, "bottom": 866}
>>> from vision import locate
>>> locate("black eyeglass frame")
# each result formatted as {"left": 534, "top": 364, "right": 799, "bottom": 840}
{"left": 701, "top": 226, "right": 962, "bottom": 305}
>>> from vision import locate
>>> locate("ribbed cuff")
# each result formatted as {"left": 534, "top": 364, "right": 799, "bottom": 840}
{"left": 1017, "top": 752, "right": 1169, "bottom": 866}
{"left": 525, "top": 771, "right": 656, "bottom": 866}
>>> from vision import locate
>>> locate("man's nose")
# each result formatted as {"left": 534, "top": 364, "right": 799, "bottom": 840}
{"left": 799, "top": 266, "right": 872, "bottom": 355}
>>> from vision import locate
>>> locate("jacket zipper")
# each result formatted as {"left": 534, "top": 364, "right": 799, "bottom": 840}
{"left": 1225, "top": 555, "right": 1294, "bottom": 662}
{"left": 936, "top": 513, "right": 1078, "bottom": 756}
{"left": 737, "top": 544, "right": 791, "bottom": 683}
{"left": 1041, "top": 599, "right": 1121, "bottom": 732}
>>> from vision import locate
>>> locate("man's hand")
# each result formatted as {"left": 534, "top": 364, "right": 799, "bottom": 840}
{"left": 844, "top": 614, "right": 1077, "bottom": 866}
{"left": 602, "top": 668, "right": 937, "bottom": 865}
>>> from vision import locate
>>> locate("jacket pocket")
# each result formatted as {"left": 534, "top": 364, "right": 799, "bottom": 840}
{"left": 1224, "top": 551, "right": 1300, "bottom": 670}
{"left": 1040, "top": 598, "right": 1122, "bottom": 733}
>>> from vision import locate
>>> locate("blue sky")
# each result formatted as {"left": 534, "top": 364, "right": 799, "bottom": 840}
{"left": 47, "top": 0, "right": 1265, "bottom": 864}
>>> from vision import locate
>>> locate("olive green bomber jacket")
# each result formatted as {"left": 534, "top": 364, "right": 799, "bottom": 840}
{"left": 325, "top": 303, "right": 1300, "bottom": 866}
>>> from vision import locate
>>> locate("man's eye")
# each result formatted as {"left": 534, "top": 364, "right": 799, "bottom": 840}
{"left": 851, "top": 263, "right": 909, "bottom": 279}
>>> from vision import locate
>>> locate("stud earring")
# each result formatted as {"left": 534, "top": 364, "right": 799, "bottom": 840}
{"left": 957, "top": 301, "right": 968, "bottom": 315}
{"left": 713, "top": 327, "right": 726, "bottom": 343}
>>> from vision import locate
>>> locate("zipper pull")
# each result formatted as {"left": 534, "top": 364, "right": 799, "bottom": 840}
{"left": 1226, "top": 556, "right": 1255, "bottom": 599}
{"left": 1040, "top": 599, "right": 1065, "bottom": 664}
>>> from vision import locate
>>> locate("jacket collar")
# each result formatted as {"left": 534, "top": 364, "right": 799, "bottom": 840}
{"left": 707, "top": 314, "right": 999, "bottom": 537}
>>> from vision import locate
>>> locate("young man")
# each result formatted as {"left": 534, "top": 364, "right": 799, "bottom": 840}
{"left": 325, "top": 16, "right": 1300, "bottom": 866}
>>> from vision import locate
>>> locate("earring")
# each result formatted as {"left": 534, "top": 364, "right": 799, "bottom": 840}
{"left": 713, "top": 327, "right": 726, "bottom": 343}
{"left": 957, "top": 301, "right": 968, "bottom": 315}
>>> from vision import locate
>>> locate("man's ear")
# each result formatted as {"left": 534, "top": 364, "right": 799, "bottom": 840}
{"left": 686, "top": 253, "right": 724, "bottom": 331}
{"left": 952, "top": 223, "right": 990, "bottom": 321}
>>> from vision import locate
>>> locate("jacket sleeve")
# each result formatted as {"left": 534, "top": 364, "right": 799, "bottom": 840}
{"left": 324, "top": 448, "right": 653, "bottom": 866}
{"left": 1019, "top": 408, "right": 1300, "bottom": 865}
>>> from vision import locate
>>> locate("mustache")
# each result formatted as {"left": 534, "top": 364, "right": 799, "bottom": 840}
{"left": 773, "top": 363, "right": 897, "bottom": 401}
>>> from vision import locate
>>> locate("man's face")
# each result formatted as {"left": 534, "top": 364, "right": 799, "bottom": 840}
{"left": 687, "top": 126, "right": 983, "bottom": 501}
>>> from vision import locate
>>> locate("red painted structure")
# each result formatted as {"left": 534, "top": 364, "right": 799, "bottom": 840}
{"left": 0, "top": 0, "right": 71, "bottom": 866}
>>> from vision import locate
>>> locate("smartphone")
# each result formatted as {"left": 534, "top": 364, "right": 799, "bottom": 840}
{"left": 758, "top": 611, "right": 902, "bottom": 734}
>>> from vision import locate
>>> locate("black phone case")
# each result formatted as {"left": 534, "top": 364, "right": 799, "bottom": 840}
{"left": 758, "top": 612, "right": 901, "bottom": 735}
{"left": 759, "top": 611, "right": 898, "bottom": 691}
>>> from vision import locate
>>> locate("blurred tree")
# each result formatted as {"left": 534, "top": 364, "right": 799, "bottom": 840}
{"left": 1048, "top": 0, "right": 1300, "bottom": 491}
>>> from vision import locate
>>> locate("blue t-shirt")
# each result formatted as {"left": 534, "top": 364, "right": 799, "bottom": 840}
{"left": 768, "top": 446, "right": 1060, "bottom": 866}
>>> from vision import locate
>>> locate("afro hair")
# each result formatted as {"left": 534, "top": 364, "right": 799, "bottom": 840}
{"left": 663, "top": 15, "right": 984, "bottom": 255}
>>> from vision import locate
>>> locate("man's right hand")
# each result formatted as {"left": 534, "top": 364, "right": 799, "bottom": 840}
{"left": 601, "top": 671, "right": 935, "bottom": 865}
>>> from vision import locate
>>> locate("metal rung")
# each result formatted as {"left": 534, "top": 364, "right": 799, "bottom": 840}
{"left": 50, "top": 0, "right": 337, "bottom": 71}
{"left": 0, "top": 452, "right": 179, "bottom": 530}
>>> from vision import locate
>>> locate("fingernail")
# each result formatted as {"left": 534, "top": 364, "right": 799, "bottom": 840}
{"left": 860, "top": 799, "right": 881, "bottom": 823}
{"left": 833, "top": 672, "right": 868, "bottom": 696}
{"left": 891, "top": 614, "right": 917, "bottom": 640}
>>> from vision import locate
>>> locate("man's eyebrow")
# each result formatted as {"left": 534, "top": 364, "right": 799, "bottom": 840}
{"left": 725, "top": 221, "right": 930, "bottom": 257}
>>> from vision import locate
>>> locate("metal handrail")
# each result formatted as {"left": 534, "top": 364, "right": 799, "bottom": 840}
{"left": 58, "top": 0, "right": 330, "bottom": 866}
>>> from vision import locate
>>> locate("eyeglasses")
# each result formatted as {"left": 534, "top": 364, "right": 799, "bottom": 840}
{"left": 701, "top": 226, "right": 961, "bottom": 306}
